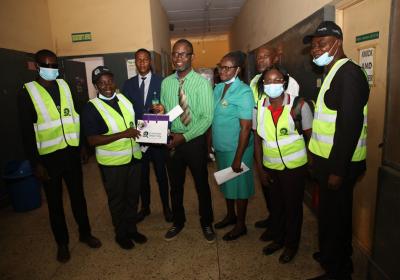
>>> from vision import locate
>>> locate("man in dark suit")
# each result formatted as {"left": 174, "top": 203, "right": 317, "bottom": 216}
{"left": 122, "top": 48, "right": 172, "bottom": 223}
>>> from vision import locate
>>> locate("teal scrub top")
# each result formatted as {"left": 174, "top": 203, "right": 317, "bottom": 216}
{"left": 212, "top": 78, "right": 255, "bottom": 152}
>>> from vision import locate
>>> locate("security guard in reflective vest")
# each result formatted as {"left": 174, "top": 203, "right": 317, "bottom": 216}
{"left": 82, "top": 66, "right": 146, "bottom": 250}
{"left": 303, "top": 21, "right": 369, "bottom": 280}
{"left": 18, "top": 49, "right": 101, "bottom": 263}
{"left": 254, "top": 65, "right": 313, "bottom": 264}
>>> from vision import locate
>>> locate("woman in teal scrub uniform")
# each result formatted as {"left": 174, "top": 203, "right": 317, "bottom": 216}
{"left": 211, "top": 51, "right": 255, "bottom": 241}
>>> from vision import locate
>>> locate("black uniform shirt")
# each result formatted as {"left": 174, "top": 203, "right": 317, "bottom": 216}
{"left": 314, "top": 60, "right": 370, "bottom": 177}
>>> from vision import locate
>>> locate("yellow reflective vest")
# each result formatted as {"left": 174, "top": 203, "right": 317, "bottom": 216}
{"left": 24, "top": 79, "right": 80, "bottom": 155}
{"left": 89, "top": 94, "right": 142, "bottom": 166}
{"left": 308, "top": 58, "right": 367, "bottom": 161}
{"left": 257, "top": 97, "right": 308, "bottom": 170}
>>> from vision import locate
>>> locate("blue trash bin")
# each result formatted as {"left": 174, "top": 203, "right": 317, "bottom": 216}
{"left": 3, "top": 160, "right": 42, "bottom": 212}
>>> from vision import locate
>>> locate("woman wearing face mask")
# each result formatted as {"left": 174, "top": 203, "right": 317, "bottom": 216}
{"left": 254, "top": 65, "right": 313, "bottom": 263}
{"left": 211, "top": 51, "right": 255, "bottom": 241}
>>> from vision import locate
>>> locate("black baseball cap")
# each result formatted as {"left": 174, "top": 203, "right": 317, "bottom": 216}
{"left": 303, "top": 21, "right": 343, "bottom": 44}
{"left": 92, "top": 66, "right": 113, "bottom": 84}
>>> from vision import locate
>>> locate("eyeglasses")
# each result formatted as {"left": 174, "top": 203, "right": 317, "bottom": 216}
{"left": 172, "top": 52, "right": 193, "bottom": 59}
{"left": 38, "top": 62, "right": 59, "bottom": 69}
{"left": 217, "top": 65, "right": 238, "bottom": 72}
{"left": 264, "top": 78, "right": 284, "bottom": 84}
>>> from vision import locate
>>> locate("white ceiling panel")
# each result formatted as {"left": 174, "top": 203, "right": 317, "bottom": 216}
{"left": 160, "top": 0, "right": 246, "bottom": 38}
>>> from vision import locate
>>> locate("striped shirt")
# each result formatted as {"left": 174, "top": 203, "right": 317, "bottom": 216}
{"left": 161, "top": 69, "right": 214, "bottom": 142}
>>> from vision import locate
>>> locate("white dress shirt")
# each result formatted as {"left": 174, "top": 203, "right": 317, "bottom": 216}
{"left": 138, "top": 71, "right": 152, "bottom": 105}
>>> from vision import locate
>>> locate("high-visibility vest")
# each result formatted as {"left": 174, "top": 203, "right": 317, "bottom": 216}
{"left": 24, "top": 79, "right": 80, "bottom": 155}
{"left": 250, "top": 74, "right": 263, "bottom": 103}
{"left": 89, "top": 94, "right": 142, "bottom": 166}
{"left": 309, "top": 58, "right": 368, "bottom": 161}
{"left": 257, "top": 97, "right": 307, "bottom": 170}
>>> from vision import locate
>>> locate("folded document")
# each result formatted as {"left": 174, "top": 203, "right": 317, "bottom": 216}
{"left": 213, "top": 163, "right": 250, "bottom": 185}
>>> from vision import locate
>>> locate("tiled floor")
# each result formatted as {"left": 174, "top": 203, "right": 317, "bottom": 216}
{"left": 1, "top": 158, "right": 334, "bottom": 279}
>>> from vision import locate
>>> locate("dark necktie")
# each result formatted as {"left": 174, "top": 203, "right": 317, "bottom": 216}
{"left": 178, "top": 79, "right": 191, "bottom": 126}
{"left": 140, "top": 76, "right": 146, "bottom": 105}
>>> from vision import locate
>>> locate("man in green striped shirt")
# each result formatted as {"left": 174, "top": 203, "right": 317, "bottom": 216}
{"left": 161, "top": 39, "right": 215, "bottom": 243}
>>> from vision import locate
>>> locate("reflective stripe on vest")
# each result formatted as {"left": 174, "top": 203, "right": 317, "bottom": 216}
{"left": 90, "top": 94, "right": 142, "bottom": 166}
{"left": 308, "top": 58, "right": 368, "bottom": 161}
{"left": 256, "top": 97, "right": 307, "bottom": 170}
{"left": 24, "top": 79, "right": 80, "bottom": 155}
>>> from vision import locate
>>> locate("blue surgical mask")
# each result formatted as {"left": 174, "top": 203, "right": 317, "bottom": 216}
{"left": 312, "top": 40, "right": 338, "bottom": 67}
{"left": 264, "top": 84, "right": 284, "bottom": 98}
{"left": 39, "top": 67, "right": 59, "bottom": 81}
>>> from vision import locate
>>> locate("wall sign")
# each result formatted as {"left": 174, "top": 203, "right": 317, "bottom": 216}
{"left": 359, "top": 47, "right": 375, "bottom": 86}
{"left": 356, "top": 31, "right": 379, "bottom": 43}
{"left": 71, "top": 32, "right": 92, "bottom": 42}
{"left": 126, "top": 59, "right": 137, "bottom": 79}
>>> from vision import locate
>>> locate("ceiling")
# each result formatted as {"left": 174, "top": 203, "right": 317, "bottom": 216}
{"left": 160, "top": 0, "right": 246, "bottom": 38}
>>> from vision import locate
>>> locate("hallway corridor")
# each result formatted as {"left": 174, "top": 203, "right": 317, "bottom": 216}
{"left": 0, "top": 158, "right": 354, "bottom": 279}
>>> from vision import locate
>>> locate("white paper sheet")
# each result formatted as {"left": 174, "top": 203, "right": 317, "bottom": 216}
{"left": 167, "top": 105, "right": 183, "bottom": 122}
{"left": 213, "top": 163, "right": 250, "bottom": 185}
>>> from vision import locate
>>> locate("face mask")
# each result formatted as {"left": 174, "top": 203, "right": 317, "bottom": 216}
{"left": 224, "top": 76, "right": 236, "bottom": 84}
{"left": 312, "top": 40, "right": 338, "bottom": 67}
{"left": 98, "top": 92, "right": 116, "bottom": 101}
{"left": 39, "top": 67, "right": 59, "bottom": 81}
{"left": 264, "top": 84, "right": 284, "bottom": 98}
{"left": 224, "top": 68, "right": 239, "bottom": 84}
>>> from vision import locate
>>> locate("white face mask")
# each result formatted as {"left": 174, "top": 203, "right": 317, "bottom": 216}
{"left": 313, "top": 39, "right": 338, "bottom": 67}
{"left": 98, "top": 92, "right": 116, "bottom": 101}
{"left": 224, "top": 68, "right": 239, "bottom": 84}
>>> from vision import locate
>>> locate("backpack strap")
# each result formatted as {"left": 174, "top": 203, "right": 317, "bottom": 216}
{"left": 291, "top": 96, "right": 304, "bottom": 134}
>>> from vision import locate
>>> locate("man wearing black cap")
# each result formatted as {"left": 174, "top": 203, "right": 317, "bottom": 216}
{"left": 303, "top": 21, "right": 369, "bottom": 280}
{"left": 81, "top": 66, "right": 147, "bottom": 250}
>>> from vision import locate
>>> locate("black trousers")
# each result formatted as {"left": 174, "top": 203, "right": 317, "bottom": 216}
{"left": 316, "top": 170, "right": 357, "bottom": 278}
{"left": 167, "top": 134, "right": 213, "bottom": 227}
{"left": 100, "top": 161, "right": 141, "bottom": 238}
{"left": 42, "top": 149, "right": 91, "bottom": 246}
{"left": 140, "top": 145, "right": 170, "bottom": 210}
{"left": 261, "top": 182, "right": 272, "bottom": 217}
{"left": 266, "top": 165, "right": 306, "bottom": 249}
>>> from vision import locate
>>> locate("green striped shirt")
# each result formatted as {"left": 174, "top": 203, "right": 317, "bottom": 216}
{"left": 161, "top": 69, "right": 214, "bottom": 142}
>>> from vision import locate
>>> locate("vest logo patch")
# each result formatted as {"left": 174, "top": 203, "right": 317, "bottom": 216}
{"left": 63, "top": 108, "right": 71, "bottom": 116}
{"left": 280, "top": 128, "right": 288, "bottom": 136}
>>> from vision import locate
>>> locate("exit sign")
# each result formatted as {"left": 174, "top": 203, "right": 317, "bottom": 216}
{"left": 72, "top": 32, "right": 92, "bottom": 42}
{"left": 356, "top": 31, "right": 379, "bottom": 43}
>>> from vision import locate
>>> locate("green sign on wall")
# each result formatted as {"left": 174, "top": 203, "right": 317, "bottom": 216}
{"left": 356, "top": 31, "right": 379, "bottom": 43}
{"left": 71, "top": 32, "right": 92, "bottom": 42}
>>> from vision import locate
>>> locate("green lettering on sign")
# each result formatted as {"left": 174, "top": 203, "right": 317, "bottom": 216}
{"left": 356, "top": 31, "right": 379, "bottom": 43}
{"left": 71, "top": 32, "right": 92, "bottom": 42}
